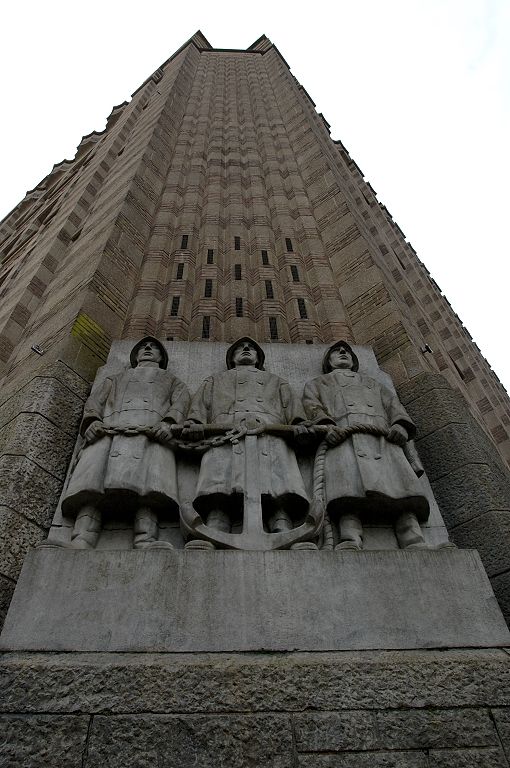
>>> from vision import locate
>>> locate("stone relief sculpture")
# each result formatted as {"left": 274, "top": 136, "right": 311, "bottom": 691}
{"left": 56, "top": 337, "right": 190, "bottom": 550}
{"left": 180, "top": 337, "right": 322, "bottom": 550}
{"left": 303, "top": 340, "right": 432, "bottom": 550}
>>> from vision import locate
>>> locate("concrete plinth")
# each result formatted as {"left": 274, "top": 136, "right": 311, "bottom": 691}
{"left": 1, "top": 549, "right": 508, "bottom": 652}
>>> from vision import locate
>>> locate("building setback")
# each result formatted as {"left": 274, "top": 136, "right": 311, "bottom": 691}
{"left": 1, "top": 32, "right": 510, "bottom": 765}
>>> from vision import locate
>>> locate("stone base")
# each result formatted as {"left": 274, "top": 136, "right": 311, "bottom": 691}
{"left": 1, "top": 649, "right": 510, "bottom": 767}
{"left": 1, "top": 549, "right": 508, "bottom": 652}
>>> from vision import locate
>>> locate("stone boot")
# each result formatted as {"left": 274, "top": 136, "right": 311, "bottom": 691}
{"left": 134, "top": 506, "right": 173, "bottom": 550}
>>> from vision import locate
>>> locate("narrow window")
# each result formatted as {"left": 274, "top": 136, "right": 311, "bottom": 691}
{"left": 180, "top": 234, "right": 188, "bottom": 249}
{"left": 176, "top": 263, "right": 184, "bottom": 279}
{"left": 234, "top": 236, "right": 241, "bottom": 250}
{"left": 202, "top": 316, "right": 210, "bottom": 339}
{"left": 235, "top": 297, "right": 243, "bottom": 317}
{"left": 265, "top": 280, "right": 274, "bottom": 299}
{"left": 297, "top": 297, "right": 308, "bottom": 319}
{"left": 291, "top": 265, "right": 300, "bottom": 282}
{"left": 269, "top": 316, "right": 278, "bottom": 340}
{"left": 234, "top": 264, "right": 242, "bottom": 280}
{"left": 204, "top": 279, "right": 213, "bottom": 298}
{"left": 261, "top": 249, "right": 269, "bottom": 265}
{"left": 285, "top": 237, "right": 293, "bottom": 252}
{"left": 170, "top": 296, "right": 180, "bottom": 316}
{"left": 207, "top": 248, "right": 214, "bottom": 264}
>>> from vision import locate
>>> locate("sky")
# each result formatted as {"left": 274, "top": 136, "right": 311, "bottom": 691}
{"left": 1, "top": 0, "right": 509, "bottom": 389}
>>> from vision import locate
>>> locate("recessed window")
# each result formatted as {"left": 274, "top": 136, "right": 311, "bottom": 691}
{"left": 261, "top": 250, "right": 269, "bottom": 265}
{"left": 204, "top": 279, "right": 213, "bottom": 298}
{"left": 170, "top": 296, "right": 180, "bottom": 316}
{"left": 291, "top": 265, "right": 300, "bottom": 282}
{"left": 176, "top": 263, "right": 184, "bottom": 279}
{"left": 265, "top": 280, "right": 274, "bottom": 299}
{"left": 285, "top": 237, "right": 293, "bottom": 252}
{"left": 234, "top": 264, "right": 242, "bottom": 280}
{"left": 297, "top": 298, "right": 308, "bottom": 319}
{"left": 207, "top": 248, "right": 214, "bottom": 264}
{"left": 202, "top": 316, "right": 210, "bottom": 339}
{"left": 234, "top": 236, "right": 241, "bottom": 250}
{"left": 269, "top": 316, "right": 278, "bottom": 340}
{"left": 235, "top": 297, "right": 243, "bottom": 317}
{"left": 180, "top": 234, "right": 189, "bottom": 249}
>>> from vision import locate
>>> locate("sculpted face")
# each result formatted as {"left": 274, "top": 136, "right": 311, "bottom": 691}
{"left": 136, "top": 341, "right": 162, "bottom": 366}
{"left": 232, "top": 341, "right": 259, "bottom": 367}
{"left": 328, "top": 346, "right": 354, "bottom": 371}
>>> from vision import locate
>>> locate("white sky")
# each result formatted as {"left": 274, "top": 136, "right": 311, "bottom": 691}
{"left": 1, "top": 1, "right": 509, "bottom": 390}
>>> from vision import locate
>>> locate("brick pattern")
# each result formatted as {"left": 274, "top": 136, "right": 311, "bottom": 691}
{"left": 0, "top": 34, "right": 508, "bottom": 465}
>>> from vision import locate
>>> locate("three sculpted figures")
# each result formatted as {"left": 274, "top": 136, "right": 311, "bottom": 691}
{"left": 56, "top": 336, "right": 437, "bottom": 552}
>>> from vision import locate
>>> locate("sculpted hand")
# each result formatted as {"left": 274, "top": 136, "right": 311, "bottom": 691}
{"left": 387, "top": 423, "right": 408, "bottom": 447}
{"left": 181, "top": 421, "right": 205, "bottom": 442}
{"left": 325, "top": 427, "right": 342, "bottom": 447}
{"left": 293, "top": 424, "right": 313, "bottom": 447}
{"left": 150, "top": 422, "right": 173, "bottom": 443}
{"left": 84, "top": 421, "right": 106, "bottom": 444}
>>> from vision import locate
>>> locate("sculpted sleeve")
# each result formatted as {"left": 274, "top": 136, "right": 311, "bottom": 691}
{"left": 279, "top": 380, "right": 306, "bottom": 424}
{"left": 302, "top": 379, "right": 334, "bottom": 425}
{"left": 186, "top": 376, "right": 214, "bottom": 425}
{"left": 164, "top": 377, "right": 190, "bottom": 424}
{"left": 380, "top": 385, "right": 416, "bottom": 439}
{"left": 80, "top": 376, "right": 113, "bottom": 435}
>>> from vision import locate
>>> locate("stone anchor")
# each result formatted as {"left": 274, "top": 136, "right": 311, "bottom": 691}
{"left": 180, "top": 422, "right": 324, "bottom": 550}
{"left": 180, "top": 337, "right": 322, "bottom": 551}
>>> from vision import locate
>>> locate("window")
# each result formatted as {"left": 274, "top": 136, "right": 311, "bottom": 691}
{"left": 207, "top": 248, "right": 214, "bottom": 264}
{"left": 297, "top": 298, "right": 308, "bottom": 319}
{"left": 204, "top": 279, "right": 213, "bottom": 298}
{"left": 285, "top": 237, "right": 293, "bottom": 252}
{"left": 180, "top": 234, "right": 188, "bottom": 249}
{"left": 170, "top": 296, "right": 180, "bottom": 316}
{"left": 235, "top": 297, "right": 243, "bottom": 317}
{"left": 202, "top": 316, "right": 210, "bottom": 339}
{"left": 269, "top": 316, "right": 278, "bottom": 340}
{"left": 265, "top": 280, "right": 274, "bottom": 299}
{"left": 234, "top": 264, "right": 242, "bottom": 280}
{"left": 290, "top": 265, "right": 300, "bottom": 282}
{"left": 261, "top": 250, "right": 269, "bottom": 265}
{"left": 176, "top": 263, "right": 184, "bottom": 279}
{"left": 234, "top": 236, "right": 241, "bottom": 250}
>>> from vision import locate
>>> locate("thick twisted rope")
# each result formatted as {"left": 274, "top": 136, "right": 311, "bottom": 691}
{"left": 313, "top": 424, "right": 389, "bottom": 550}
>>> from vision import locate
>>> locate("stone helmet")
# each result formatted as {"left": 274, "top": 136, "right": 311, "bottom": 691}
{"left": 323, "top": 340, "right": 359, "bottom": 373}
{"left": 130, "top": 336, "right": 169, "bottom": 370}
{"left": 226, "top": 337, "right": 265, "bottom": 370}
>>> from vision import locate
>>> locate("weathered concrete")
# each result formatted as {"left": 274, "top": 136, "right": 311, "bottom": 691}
{"left": 1, "top": 549, "right": 508, "bottom": 652}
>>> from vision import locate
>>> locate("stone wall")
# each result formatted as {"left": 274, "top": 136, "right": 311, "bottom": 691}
{"left": 1, "top": 650, "right": 509, "bottom": 766}
{"left": 399, "top": 372, "right": 510, "bottom": 624}
{"left": 0, "top": 357, "right": 90, "bottom": 628}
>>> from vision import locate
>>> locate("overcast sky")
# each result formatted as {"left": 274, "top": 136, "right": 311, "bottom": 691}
{"left": 1, "top": 1, "right": 509, "bottom": 390}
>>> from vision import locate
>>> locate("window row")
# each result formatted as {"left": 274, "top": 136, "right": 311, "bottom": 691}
{"left": 169, "top": 296, "right": 308, "bottom": 318}
{"left": 177, "top": 236, "right": 295, "bottom": 254}
{"left": 201, "top": 316, "right": 281, "bottom": 340}
{"left": 174, "top": 263, "right": 301, "bottom": 281}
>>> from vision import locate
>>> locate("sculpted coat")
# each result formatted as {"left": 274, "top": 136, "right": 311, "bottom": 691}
{"left": 62, "top": 364, "right": 189, "bottom": 515}
{"left": 187, "top": 364, "right": 309, "bottom": 519}
{"left": 303, "top": 366, "right": 429, "bottom": 522}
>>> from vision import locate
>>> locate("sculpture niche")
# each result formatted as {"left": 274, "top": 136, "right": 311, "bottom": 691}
{"left": 303, "top": 340, "right": 431, "bottom": 550}
{"left": 180, "top": 337, "right": 321, "bottom": 550}
{"left": 57, "top": 337, "right": 189, "bottom": 550}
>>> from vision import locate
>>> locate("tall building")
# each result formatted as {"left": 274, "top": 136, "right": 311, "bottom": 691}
{"left": 1, "top": 32, "right": 510, "bottom": 765}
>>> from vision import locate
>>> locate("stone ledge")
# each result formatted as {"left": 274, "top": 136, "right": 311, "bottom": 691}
{"left": 1, "top": 549, "right": 509, "bottom": 653}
